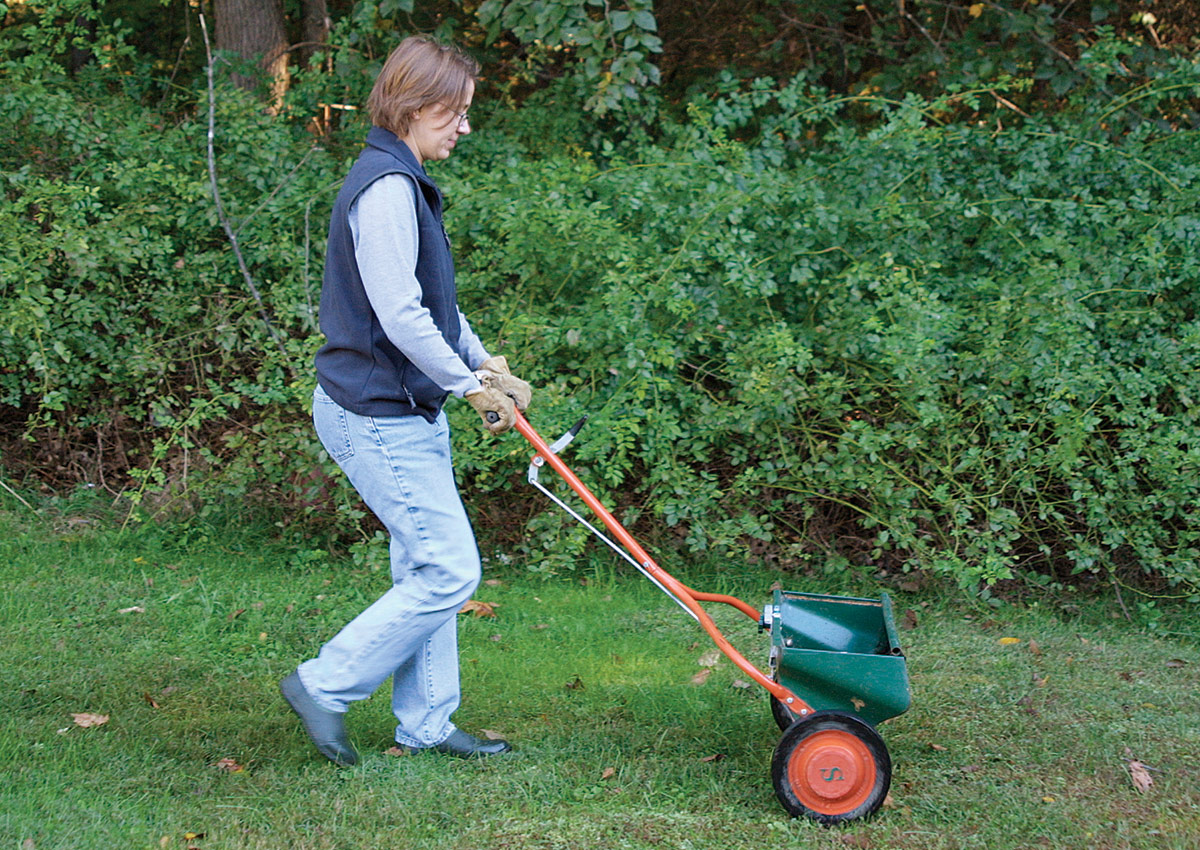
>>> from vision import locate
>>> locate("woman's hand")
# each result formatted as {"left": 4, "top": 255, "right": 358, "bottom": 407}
{"left": 476, "top": 356, "right": 531, "bottom": 411}
{"left": 465, "top": 385, "right": 517, "bottom": 434}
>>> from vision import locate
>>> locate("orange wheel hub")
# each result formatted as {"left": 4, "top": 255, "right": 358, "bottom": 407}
{"left": 786, "top": 728, "right": 878, "bottom": 815}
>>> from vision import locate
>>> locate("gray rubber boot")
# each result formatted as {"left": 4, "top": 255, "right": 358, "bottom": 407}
{"left": 280, "top": 670, "right": 358, "bottom": 767}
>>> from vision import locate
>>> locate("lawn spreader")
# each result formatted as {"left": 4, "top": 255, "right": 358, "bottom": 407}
{"left": 512, "top": 411, "right": 912, "bottom": 824}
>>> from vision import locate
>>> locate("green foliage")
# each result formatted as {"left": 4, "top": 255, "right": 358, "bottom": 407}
{"left": 433, "top": 73, "right": 1200, "bottom": 593}
{"left": 3, "top": 3, "right": 1200, "bottom": 595}
{"left": 476, "top": 0, "right": 661, "bottom": 113}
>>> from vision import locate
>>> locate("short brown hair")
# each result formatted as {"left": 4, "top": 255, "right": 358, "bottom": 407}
{"left": 367, "top": 36, "right": 479, "bottom": 137}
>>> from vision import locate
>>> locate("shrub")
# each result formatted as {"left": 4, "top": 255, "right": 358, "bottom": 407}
{"left": 2, "top": 36, "right": 1199, "bottom": 596}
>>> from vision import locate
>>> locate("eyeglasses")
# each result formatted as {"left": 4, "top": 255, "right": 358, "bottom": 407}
{"left": 440, "top": 104, "right": 470, "bottom": 127}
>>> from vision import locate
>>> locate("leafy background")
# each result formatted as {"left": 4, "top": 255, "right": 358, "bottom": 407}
{"left": 2, "top": 0, "right": 1200, "bottom": 600}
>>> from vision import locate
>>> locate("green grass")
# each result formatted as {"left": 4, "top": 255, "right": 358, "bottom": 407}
{"left": 0, "top": 498, "right": 1197, "bottom": 850}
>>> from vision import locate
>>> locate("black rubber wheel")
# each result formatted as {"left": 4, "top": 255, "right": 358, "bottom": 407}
{"left": 771, "top": 711, "right": 892, "bottom": 824}
{"left": 770, "top": 692, "right": 798, "bottom": 732}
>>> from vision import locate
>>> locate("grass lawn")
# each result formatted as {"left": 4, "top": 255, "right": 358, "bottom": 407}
{"left": 0, "top": 497, "right": 1197, "bottom": 850}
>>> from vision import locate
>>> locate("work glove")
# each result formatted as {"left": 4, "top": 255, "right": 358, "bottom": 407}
{"left": 475, "top": 355, "right": 532, "bottom": 411}
{"left": 466, "top": 384, "right": 517, "bottom": 435}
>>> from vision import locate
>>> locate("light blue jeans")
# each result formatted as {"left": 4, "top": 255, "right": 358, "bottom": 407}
{"left": 299, "top": 384, "right": 481, "bottom": 748}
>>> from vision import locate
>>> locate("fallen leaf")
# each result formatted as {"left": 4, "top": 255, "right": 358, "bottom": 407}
{"left": 730, "top": 679, "right": 752, "bottom": 689}
{"left": 960, "top": 764, "right": 982, "bottom": 774}
{"left": 160, "top": 836, "right": 171, "bottom": 849}
{"left": 183, "top": 833, "right": 205, "bottom": 841}
{"left": 72, "top": 712, "right": 109, "bottom": 728}
{"left": 118, "top": 606, "right": 145, "bottom": 614}
{"left": 384, "top": 746, "right": 409, "bottom": 757}
{"left": 228, "top": 608, "right": 245, "bottom": 620}
{"left": 484, "top": 579, "right": 503, "bottom": 587}
{"left": 700, "top": 753, "right": 725, "bottom": 763}
{"left": 1041, "top": 796, "right": 1055, "bottom": 803}
{"left": 22, "top": 839, "right": 35, "bottom": 850}
{"left": 143, "top": 693, "right": 161, "bottom": 709}
{"left": 930, "top": 743, "right": 948, "bottom": 752}
{"left": 999, "top": 637, "right": 1022, "bottom": 645}
{"left": 968, "top": 3, "right": 984, "bottom": 18}
{"left": 697, "top": 649, "right": 721, "bottom": 667}
{"left": 882, "top": 793, "right": 895, "bottom": 808}
{"left": 1032, "top": 673, "right": 1048, "bottom": 688}
{"left": 902, "top": 609, "right": 919, "bottom": 630}
{"left": 459, "top": 599, "right": 497, "bottom": 618}
{"left": 898, "top": 581, "right": 920, "bottom": 593}
{"left": 1029, "top": 640, "right": 1042, "bottom": 657}
{"left": 489, "top": 634, "right": 502, "bottom": 641}
{"left": 601, "top": 767, "right": 616, "bottom": 780}
{"left": 481, "top": 729, "right": 506, "bottom": 740}
{"left": 1128, "top": 760, "right": 1153, "bottom": 793}
{"left": 564, "top": 676, "right": 585, "bottom": 690}
{"left": 691, "top": 668, "right": 712, "bottom": 686}
{"left": 851, "top": 697, "right": 866, "bottom": 711}
{"left": 1166, "top": 659, "right": 1187, "bottom": 668}
{"left": 530, "top": 623, "right": 549, "bottom": 630}
{"left": 213, "top": 757, "right": 244, "bottom": 773}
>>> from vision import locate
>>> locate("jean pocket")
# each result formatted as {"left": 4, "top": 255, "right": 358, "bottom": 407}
{"left": 313, "top": 395, "right": 355, "bottom": 463}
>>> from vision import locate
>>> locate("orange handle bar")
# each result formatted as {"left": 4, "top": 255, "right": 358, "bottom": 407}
{"left": 512, "top": 410, "right": 813, "bottom": 716}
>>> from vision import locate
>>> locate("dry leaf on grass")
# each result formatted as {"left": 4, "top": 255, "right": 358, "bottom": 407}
{"left": 459, "top": 599, "right": 497, "bottom": 618}
{"left": 1166, "top": 658, "right": 1187, "bottom": 668}
{"left": 700, "top": 753, "right": 725, "bottom": 763}
{"left": 481, "top": 729, "right": 507, "bottom": 740}
{"left": 118, "top": 606, "right": 145, "bottom": 614}
{"left": 213, "top": 757, "right": 244, "bottom": 773}
{"left": 929, "top": 743, "right": 948, "bottom": 752}
{"left": 697, "top": 649, "right": 721, "bottom": 667}
{"left": 143, "top": 693, "right": 161, "bottom": 709}
{"left": 1127, "top": 760, "right": 1154, "bottom": 793}
{"left": 384, "top": 746, "right": 409, "bottom": 757}
{"left": 601, "top": 767, "right": 616, "bottom": 780}
{"left": 1029, "top": 640, "right": 1042, "bottom": 656}
{"left": 71, "top": 713, "right": 109, "bottom": 728}
{"left": 564, "top": 676, "right": 585, "bottom": 690}
{"left": 690, "top": 668, "right": 712, "bottom": 686}
{"left": 998, "top": 637, "right": 1022, "bottom": 645}
{"left": 731, "top": 679, "right": 752, "bottom": 689}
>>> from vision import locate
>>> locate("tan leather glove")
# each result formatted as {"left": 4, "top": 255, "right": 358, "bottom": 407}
{"left": 466, "top": 385, "right": 516, "bottom": 434}
{"left": 475, "top": 356, "right": 532, "bottom": 411}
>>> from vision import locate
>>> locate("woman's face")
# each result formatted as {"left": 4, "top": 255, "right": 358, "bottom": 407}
{"left": 403, "top": 80, "right": 474, "bottom": 163}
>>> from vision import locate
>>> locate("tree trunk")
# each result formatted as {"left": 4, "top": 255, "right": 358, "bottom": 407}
{"left": 299, "top": 0, "right": 331, "bottom": 69}
{"left": 213, "top": 0, "right": 291, "bottom": 108}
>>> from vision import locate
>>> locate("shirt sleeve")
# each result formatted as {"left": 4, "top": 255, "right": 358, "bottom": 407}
{"left": 349, "top": 174, "right": 482, "bottom": 397}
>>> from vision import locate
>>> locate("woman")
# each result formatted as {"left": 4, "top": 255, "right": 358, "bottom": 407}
{"left": 280, "top": 35, "right": 531, "bottom": 765}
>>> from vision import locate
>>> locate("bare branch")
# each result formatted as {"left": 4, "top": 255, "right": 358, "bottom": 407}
{"left": 198, "top": 13, "right": 294, "bottom": 374}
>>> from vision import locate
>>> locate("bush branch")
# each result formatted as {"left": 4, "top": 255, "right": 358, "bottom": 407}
{"left": 198, "top": 14, "right": 294, "bottom": 374}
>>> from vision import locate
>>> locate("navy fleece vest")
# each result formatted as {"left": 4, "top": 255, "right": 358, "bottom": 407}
{"left": 315, "top": 127, "right": 463, "bottom": 420}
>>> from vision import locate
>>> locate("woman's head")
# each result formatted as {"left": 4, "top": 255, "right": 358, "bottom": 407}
{"left": 367, "top": 36, "right": 479, "bottom": 143}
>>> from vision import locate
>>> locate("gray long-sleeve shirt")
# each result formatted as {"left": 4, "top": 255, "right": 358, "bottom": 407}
{"left": 349, "top": 173, "right": 487, "bottom": 398}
